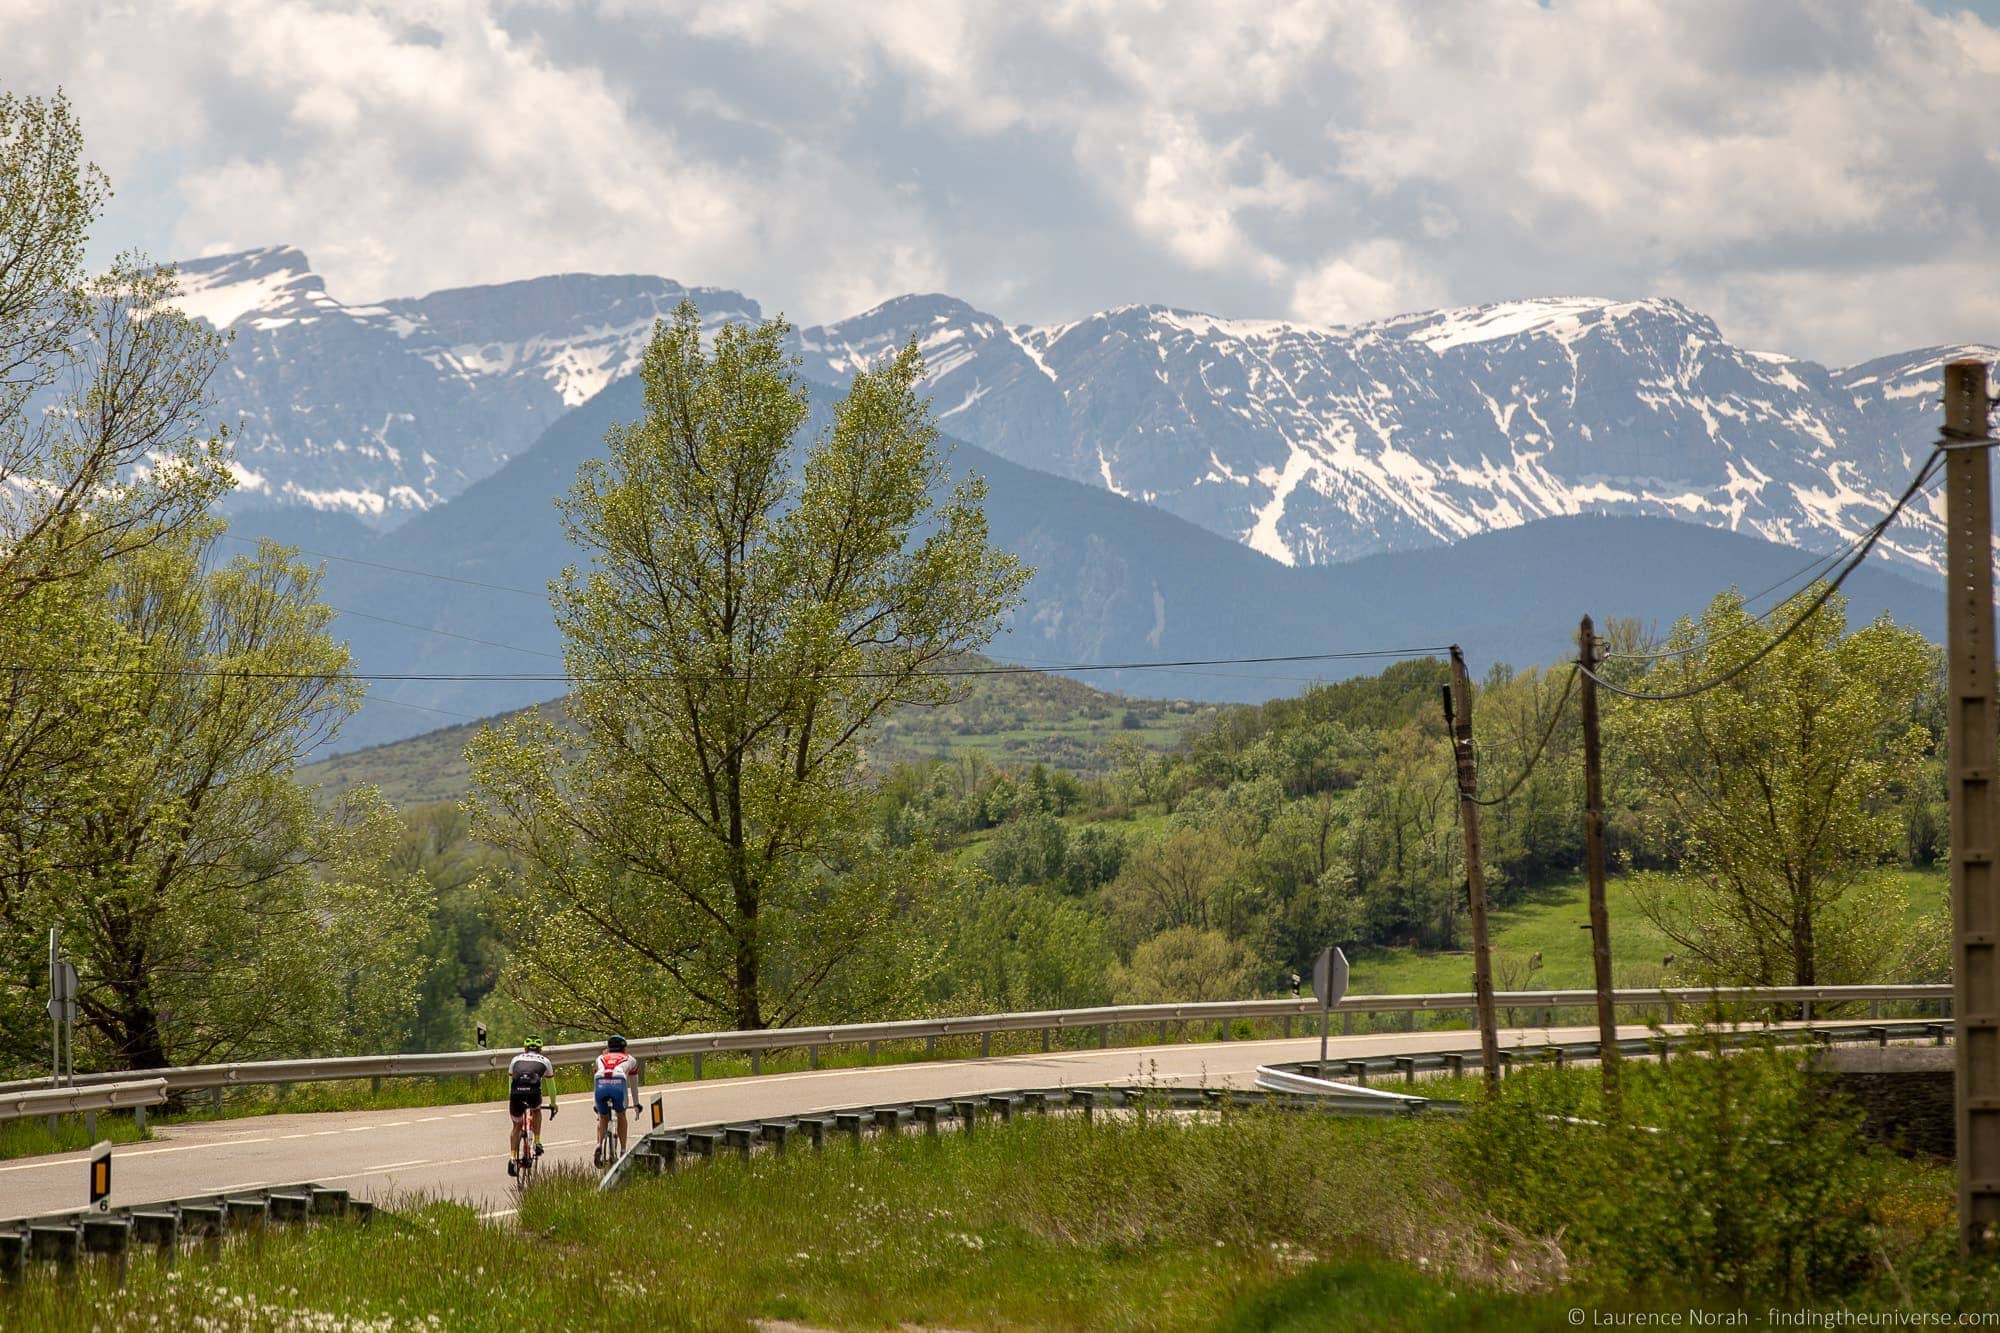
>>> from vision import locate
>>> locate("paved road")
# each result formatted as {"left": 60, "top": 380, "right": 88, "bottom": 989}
{"left": 0, "top": 1020, "right": 1863, "bottom": 1221}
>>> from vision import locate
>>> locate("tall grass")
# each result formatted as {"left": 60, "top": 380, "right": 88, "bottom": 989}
{"left": 0, "top": 1110, "right": 147, "bottom": 1163}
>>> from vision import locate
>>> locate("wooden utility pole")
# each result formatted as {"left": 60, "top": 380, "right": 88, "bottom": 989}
{"left": 1578, "top": 617, "right": 1620, "bottom": 1108}
{"left": 1448, "top": 646, "right": 1501, "bottom": 1091}
{"left": 1945, "top": 357, "right": 2000, "bottom": 1254}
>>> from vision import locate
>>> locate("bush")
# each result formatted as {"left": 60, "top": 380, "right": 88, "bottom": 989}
{"left": 1457, "top": 1036, "right": 1876, "bottom": 1301}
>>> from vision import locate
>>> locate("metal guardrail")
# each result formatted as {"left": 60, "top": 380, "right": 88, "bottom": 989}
{"left": 0, "top": 984, "right": 1950, "bottom": 1101}
{"left": 598, "top": 1079, "right": 1463, "bottom": 1193}
{"left": 1, "top": 1182, "right": 369, "bottom": 1274}
{"left": 0, "top": 1079, "right": 169, "bottom": 1123}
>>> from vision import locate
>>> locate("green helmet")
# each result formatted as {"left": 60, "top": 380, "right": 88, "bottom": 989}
{"left": 523, "top": 1037, "right": 544, "bottom": 1052}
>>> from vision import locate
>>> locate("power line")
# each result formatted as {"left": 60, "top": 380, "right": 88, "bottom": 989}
{"left": 1582, "top": 444, "right": 1941, "bottom": 703}
{"left": 325, "top": 604, "right": 562, "bottom": 660}
{"left": 0, "top": 644, "right": 1454, "bottom": 686}
{"left": 219, "top": 533, "right": 547, "bottom": 598}
{"left": 1602, "top": 455, "right": 1946, "bottom": 665}
{"left": 1465, "top": 665, "right": 1578, "bottom": 807}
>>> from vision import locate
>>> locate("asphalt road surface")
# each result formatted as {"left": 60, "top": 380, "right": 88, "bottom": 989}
{"left": 0, "top": 1021, "right": 1854, "bottom": 1221}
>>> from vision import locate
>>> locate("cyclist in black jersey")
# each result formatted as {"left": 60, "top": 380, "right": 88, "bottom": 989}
{"left": 506, "top": 1038, "right": 557, "bottom": 1176}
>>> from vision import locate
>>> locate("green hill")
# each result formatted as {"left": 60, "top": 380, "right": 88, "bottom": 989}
{"left": 304, "top": 663, "right": 1211, "bottom": 807}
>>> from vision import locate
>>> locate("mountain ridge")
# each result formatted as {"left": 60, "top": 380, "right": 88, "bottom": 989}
{"left": 177, "top": 245, "right": 1994, "bottom": 579}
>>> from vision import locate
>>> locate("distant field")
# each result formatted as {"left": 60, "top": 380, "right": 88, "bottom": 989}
{"left": 305, "top": 663, "right": 1214, "bottom": 807}
{"left": 1348, "top": 864, "right": 1949, "bottom": 997}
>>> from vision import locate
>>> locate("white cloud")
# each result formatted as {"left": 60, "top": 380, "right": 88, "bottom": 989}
{"left": 2, "top": 0, "right": 1994, "bottom": 363}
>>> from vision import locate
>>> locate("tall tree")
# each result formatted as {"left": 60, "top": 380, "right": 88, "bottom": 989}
{"left": 469, "top": 300, "right": 1028, "bottom": 1033}
{"left": 0, "top": 532, "right": 433, "bottom": 1071}
{"left": 1614, "top": 586, "right": 1934, "bottom": 986}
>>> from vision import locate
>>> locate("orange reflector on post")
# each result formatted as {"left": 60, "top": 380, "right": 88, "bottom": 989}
{"left": 88, "top": 1139, "right": 112, "bottom": 1210}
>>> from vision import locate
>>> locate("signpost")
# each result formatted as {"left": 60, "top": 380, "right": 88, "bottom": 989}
{"left": 1313, "top": 945, "right": 1350, "bottom": 1072}
{"left": 47, "top": 929, "right": 76, "bottom": 1087}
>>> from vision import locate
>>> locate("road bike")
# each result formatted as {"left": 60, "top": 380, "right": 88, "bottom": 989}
{"left": 511, "top": 1098, "right": 556, "bottom": 1184}
{"left": 593, "top": 1084, "right": 639, "bottom": 1170}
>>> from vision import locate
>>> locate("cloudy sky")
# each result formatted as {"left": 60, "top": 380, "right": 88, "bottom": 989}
{"left": 7, "top": 0, "right": 1997, "bottom": 364}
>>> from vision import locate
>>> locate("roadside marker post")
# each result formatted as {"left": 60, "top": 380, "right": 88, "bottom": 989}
{"left": 88, "top": 1139, "right": 112, "bottom": 1211}
{"left": 649, "top": 1096, "right": 663, "bottom": 1130}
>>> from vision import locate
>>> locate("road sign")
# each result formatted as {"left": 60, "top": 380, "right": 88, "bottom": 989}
{"left": 1312, "top": 946, "right": 1349, "bottom": 1008}
{"left": 46, "top": 959, "right": 77, "bottom": 1024}
{"left": 1313, "top": 946, "right": 1350, "bottom": 1070}
{"left": 88, "top": 1139, "right": 112, "bottom": 1211}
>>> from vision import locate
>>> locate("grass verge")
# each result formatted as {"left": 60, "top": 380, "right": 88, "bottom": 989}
{"left": 7, "top": 1055, "right": 1998, "bottom": 1330}
{"left": 0, "top": 1111, "right": 147, "bottom": 1164}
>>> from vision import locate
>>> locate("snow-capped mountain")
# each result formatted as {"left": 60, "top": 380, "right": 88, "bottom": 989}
{"left": 799, "top": 294, "right": 1994, "bottom": 577}
{"left": 175, "top": 247, "right": 1993, "bottom": 574}
{"left": 171, "top": 247, "right": 758, "bottom": 524}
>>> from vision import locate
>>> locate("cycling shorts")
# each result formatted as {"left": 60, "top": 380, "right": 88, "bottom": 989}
{"left": 594, "top": 1078, "right": 628, "bottom": 1115}
{"left": 508, "top": 1089, "right": 542, "bottom": 1120}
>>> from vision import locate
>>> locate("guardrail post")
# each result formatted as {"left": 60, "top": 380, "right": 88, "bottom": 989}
{"left": 873, "top": 1108, "right": 902, "bottom": 1136}
{"left": 1803, "top": 1000, "right": 1813, "bottom": 1024}
{"left": 979, "top": 1031, "right": 990, "bottom": 1058}
{"left": 0, "top": 1231, "right": 24, "bottom": 1283}
{"left": 1444, "top": 1053, "right": 1465, "bottom": 1080}
{"left": 751, "top": 1049, "right": 762, "bottom": 1076}
{"left": 1396, "top": 1056, "right": 1417, "bottom": 1084}
{"left": 1342, "top": 1011, "right": 1354, "bottom": 1036}
{"left": 1098, "top": 1024, "right": 1109, "bottom": 1049}
{"left": 866, "top": 1040, "right": 877, "bottom": 1064}
{"left": 692, "top": 1054, "right": 703, "bottom": 1081}
{"left": 211, "top": 1087, "right": 224, "bottom": 1117}
{"left": 810, "top": 1045, "right": 820, "bottom": 1071}
{"left": 1282, "top": 1015, "right": 1292, "bottom": 1038}
{"left": 926, "top": 1035, "right": 937, "bottom": 1059}
{"left": 954, "top": 1099, "right": 978, "bottom": 1132}
{"left": 1074, "top": 1090, "right": 1095, "bottom": 1123}
{"left": 1040, "top": 1028, "right": 1051, "bottom": 1053}
{"left": 1344, "top": 1060, "right": 1367, "bottom": 1085}
{"left": 84, "top": 1110, "right": 95, "bottom": 1141}
{"left": 133, "top": 1104, "right": 146, "bottom": 1133}
{"left": 1404, "top": 1009, "right": 1416, "bottom": 1033}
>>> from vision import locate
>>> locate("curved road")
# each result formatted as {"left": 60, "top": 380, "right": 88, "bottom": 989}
{"left": 0, "top": 1020, "right": 1855, "bottom": 1221}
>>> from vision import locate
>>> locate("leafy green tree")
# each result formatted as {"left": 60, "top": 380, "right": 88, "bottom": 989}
{"left": 468, "top": 301, "right": 1028, "bottom": 1033}
{"left": 935, "top": 879, "right": 1111, "bottom": 1012}
{"left": 1100, "top": 823, "right": 1249, "bottom": 953}
{"left": 389, "top": 802, "right": 513, "bottom": 1051}
{"left": 1614, "top": 587, "right": 1934, "bottom": 986}
{"left": 0, "top": 532, "right": 431, "bottom": 1071}
{"left": 0, "top": 90, "right": 231, "bottom": 607}
{"left": 1108, "top": 926, "right": 1255, "bottom": 1004}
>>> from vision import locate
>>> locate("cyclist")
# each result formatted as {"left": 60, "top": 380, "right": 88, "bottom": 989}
{"left": 592, "top": 1034, "right": 641, "bottom": 1162}
{"left": 505, "top": 1037, "right": 557, "bottom": 1177}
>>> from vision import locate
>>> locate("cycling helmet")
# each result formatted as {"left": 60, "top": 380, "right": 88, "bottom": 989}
{"left": 607, "top": 1034, "right": 628, "bottom": 1052}
{"left": 523, "top": 1037, "right": 543, "bottom": 1052}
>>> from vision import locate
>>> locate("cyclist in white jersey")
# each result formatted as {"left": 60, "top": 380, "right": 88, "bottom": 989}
{"left": 506, "top": 1038, "right": 556, "bottom": 1176}
{"left": 592, "top": 1034, "right": 641, "bottom": 1158}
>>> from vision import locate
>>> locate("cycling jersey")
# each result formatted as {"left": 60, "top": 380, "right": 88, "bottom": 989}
{"left": 593, "top": 1050, "right": 638, "bottom": 1115}
{"left": 508, "top": 1051, "right": 555, "bottom": 1119}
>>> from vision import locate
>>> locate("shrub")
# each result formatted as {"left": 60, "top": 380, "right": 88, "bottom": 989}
{"left": 1456, "top": 1036, "right": 1876, "bottom": 1301}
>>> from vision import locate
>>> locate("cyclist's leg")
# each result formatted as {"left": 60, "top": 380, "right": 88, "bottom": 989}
{"left": 615, "top": 1106, "right": 628, "bottom": 1151}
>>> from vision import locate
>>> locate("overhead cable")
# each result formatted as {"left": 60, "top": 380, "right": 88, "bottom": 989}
{"left": 1581, "top": 445, "right": 1941, "bottom": 703}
